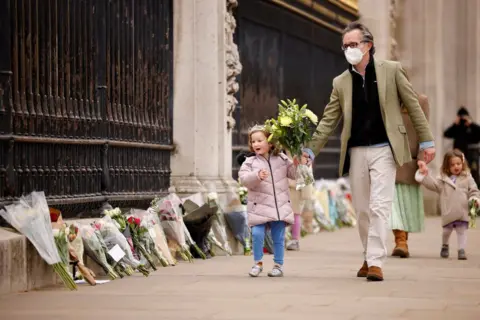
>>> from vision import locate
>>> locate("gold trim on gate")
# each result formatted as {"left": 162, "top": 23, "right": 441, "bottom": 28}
{"left": 295, "top": 0, "right": 359, "bottom": 20}
{"left": 327, "top": 0, "right": 359, "bottom": 16}
{"left": 270, "top": 0, "right": 347, "bottom": 34}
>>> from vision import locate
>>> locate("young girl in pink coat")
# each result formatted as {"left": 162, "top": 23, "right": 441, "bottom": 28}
{"left": 239, "top": 125, "right": 302, "bottom": 277}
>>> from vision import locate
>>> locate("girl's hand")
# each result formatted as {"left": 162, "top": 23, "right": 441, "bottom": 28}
{"left": 301, "top": 152, "right": 310, "bottom": 166}
{"left": 417, "top": 160, "right": 428, "bottom": 175}
{"left": 293, "top": 153, "right": 311, "bottom": 166}
{"left": 258, "top": 169, "right": 269, "bottom": 180}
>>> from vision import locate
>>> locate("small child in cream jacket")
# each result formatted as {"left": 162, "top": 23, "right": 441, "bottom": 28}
{"left": 415, "top": 149, "right": 480, "bottom": 260}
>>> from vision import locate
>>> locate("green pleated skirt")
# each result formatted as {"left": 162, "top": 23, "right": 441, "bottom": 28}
{"left": 390, "top": 183, "right": 425, "bottom": 233}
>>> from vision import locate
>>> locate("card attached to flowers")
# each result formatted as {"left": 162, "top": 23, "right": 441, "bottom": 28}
{"left": 108, "top": 244, "right": 126, "bottom": 262}
{"left": 264, "top": 99, "right": 319, "bottom": 190}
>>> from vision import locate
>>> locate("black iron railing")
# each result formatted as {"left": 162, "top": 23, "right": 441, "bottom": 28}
{"left": 0, "top": 0, "right": 173, "bottom": 214}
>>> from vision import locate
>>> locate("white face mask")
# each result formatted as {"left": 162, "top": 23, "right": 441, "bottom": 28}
{"left": 344, "top": 47, "right": 365, "bottom": 65}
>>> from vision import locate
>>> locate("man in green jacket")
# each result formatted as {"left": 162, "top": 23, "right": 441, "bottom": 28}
{"left": 306, "top": 21, "right": 435, "bottom": 281}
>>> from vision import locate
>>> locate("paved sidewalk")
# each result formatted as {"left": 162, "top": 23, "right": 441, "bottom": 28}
{"left": 1, "top": 217, "right": 480, "bottom": 320}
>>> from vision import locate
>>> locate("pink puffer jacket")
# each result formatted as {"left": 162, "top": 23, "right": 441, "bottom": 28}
{"left": 238, "top": 153, "right": 296, "bottom": 227}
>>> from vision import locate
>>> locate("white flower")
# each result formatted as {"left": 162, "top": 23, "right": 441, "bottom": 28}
{"left": 207, "top": 192, "right": 218, "bottom": 201}
{"left": 104, "top": 207, "right": 122, "bottom": 217}
{"left": 279, "top": 116, "right": 293, "bottom": 127}
{"left": 304, "top": 109, "right": 318, "bottom": 124}
{"left": 237, "top": 186, "right": 248, "bottom": 195}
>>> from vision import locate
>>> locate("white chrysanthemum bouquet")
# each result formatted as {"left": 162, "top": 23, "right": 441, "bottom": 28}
{"left": 265, "top": 99, "right": 319, "bottom": 190}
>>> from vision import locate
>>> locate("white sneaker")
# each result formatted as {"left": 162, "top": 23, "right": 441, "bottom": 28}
{"left": 286, "top": 240, "right": 300, "bottom": 251}
{"left": 267, "top": 264, "right": 284, "bottom": 277}
{"left": 249, "top": 263, "right": 263, "bottom": 277}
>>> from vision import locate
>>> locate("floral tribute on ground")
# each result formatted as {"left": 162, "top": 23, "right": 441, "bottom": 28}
{"left": 0, "top": 175, "right": 358, "bottom": 291}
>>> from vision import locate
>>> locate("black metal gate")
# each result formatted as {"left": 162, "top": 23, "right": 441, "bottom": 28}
{"left": 0, "top": 0, "right": 173, "bottom": 216}
{"left": 232, "top": 0, "right": 357, "bottom": 180}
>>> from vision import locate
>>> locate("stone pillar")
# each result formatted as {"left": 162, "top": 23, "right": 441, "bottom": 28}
{"left": 170, "top": 0, "right": 203, "bottom": 195}
{"left": 358, "top": 0, "right": 391, "bottom": 60}
{"left": 171, "top": 0, "right": 241, "bottom": 197}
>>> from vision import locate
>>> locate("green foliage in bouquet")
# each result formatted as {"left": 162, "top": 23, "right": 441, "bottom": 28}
{"left": 54, "top": 226, "right": 69, "bottom": 266}
{"left": 264, "top": 99, "right": 319, "bottom": 156}
{"left": 469, "top": 199, "right": 480, "bottom": 229}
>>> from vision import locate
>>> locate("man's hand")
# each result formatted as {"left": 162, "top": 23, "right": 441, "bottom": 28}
{"left": 421, "top": 147, "right": 435, "bottom": 164}
{"left": 258, "top": 169, "right": 269, "bottom": 180}
{"left": 293, "top": 156, "right": 299, "bottom": 167}
{"left": 417, "top": 160, "right": 428, "bottom": 175}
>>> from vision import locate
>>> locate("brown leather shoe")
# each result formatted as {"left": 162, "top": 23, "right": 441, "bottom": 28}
{"left": 366, "top": 266, "right": 384, "bottom": 281}
{"left": 392, "top": 230, "right": 410, "bottom": 258}
{"left": 356, "top": 261, "right": 368, "bottom": 278}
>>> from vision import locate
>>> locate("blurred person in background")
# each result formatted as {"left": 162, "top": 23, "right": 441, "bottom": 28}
{"left": 444, "top": 107, "right": 480, "bottom": 184}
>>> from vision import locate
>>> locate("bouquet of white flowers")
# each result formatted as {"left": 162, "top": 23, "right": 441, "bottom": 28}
{"left": 237, "top": 184, "right": 248, "bottom": 205}
{"left": 0, "top": 192, "right": 77, "bottom": 290}
{"left": 265, "top": 99, "right": 318, "bottom": 190}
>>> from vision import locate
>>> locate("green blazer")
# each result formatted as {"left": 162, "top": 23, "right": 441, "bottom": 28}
{"left": 308, "top": 60, "right": 434, "bottom": 177}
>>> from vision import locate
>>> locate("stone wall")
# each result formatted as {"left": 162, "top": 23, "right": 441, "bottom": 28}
{"left": 0, "top": 228, "right": 63, "bottom": 295}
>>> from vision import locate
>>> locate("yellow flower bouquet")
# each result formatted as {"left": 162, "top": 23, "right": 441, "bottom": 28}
{"left": 265, "top": 99, "right": 319, "bottom": 190}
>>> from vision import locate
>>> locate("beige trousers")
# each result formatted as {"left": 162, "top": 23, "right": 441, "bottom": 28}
{"left": 349, "top": 146, "right": 397, "bottom": 268}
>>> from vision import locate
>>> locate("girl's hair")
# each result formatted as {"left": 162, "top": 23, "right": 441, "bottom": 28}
{"left": 441, "top": 149, "right": 470, "bottom": 176}
{"left": 248, "top": 125, "right": 280, "bottom": 155}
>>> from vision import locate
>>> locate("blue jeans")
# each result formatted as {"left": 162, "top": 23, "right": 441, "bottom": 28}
{"left": 252, "top": 221, "right": 286, "bottom": 265}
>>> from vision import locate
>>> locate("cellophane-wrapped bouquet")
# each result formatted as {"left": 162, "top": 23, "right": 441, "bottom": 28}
{"left": 145, "top": 208, "right": 176, "bottom": 265}
{"left": 151, "top": 194, "right": 194, "bottom": 261}
{"left": 68, "top": 224, "right": 84, "bottom": 265}
{"left": 205, "top": 189, "right": 233, "bottom": 256}
{"left": 94, "top": 226, "right": 132, "bottom": 278}
{"left": 0, "top": 192, "right": 77, "bottom": 290}
{"left": 223, "top": 190, "right": 251, "bottom": 255}
{"left": 125, "top": 215, "right": 158, "bottom": 270}
{"left": 93, "top": 216, "right": 150, "bottom": 276}
{"left": 129, "top": 209, "right": 170, "bottom": 267}
{"left": 327, "top": 190, "right": 339, "bottom": 226}
{"left": 165, "top": 193, "right": 206, "bottom": 259}
{"left": 80, "top": 224, "right": 119, "bottom": 280}
{"left": 103, "top": 206, "right": 140, "bottom": 261}
{"left": 334, "top": 178, "right": 357, "bottom": 227}
{"left": 182, "top": 199, "right": 217, "bottom": 259}
{"left": 67, "top": 224, "right": 96, "bottom": 285}
{"left": 312, "top": 190, "right": 335, "bottom": 232}
{"left": 264, "top": 99, "right": 319, "bottom": 190}
{"left": 53, "top": 224, "right": 69, "bottom": 266}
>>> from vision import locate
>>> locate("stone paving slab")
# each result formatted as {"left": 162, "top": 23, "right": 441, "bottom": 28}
{"left": 1, "top": 217, "right": 479, "bottom": 320}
